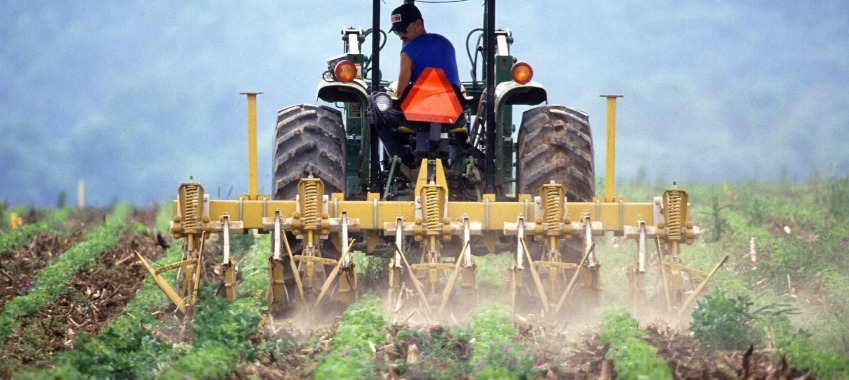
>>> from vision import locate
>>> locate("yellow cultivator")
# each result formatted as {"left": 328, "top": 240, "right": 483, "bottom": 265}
{"left": 137, "top": 93, "right": 724, "bottom": 320}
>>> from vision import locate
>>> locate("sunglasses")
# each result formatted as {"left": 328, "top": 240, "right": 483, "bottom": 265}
{"left": 393, "top": 20, "right": 417, "bottom": 35}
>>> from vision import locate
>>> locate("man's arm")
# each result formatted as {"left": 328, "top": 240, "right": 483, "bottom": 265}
{"left": 396, "top": 52, "right": 412, "bottom": 99}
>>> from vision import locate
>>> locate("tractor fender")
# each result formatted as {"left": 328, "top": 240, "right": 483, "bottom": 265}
{"left": 494, "top": 80, "right": 547, "bottom": 111}
{"left": 316, "top": 79, "right": 369, "bottom": 105}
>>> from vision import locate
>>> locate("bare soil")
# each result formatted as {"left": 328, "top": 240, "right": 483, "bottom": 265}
{"left": 0, "top": 207, "right": 108, "bottom": 309}
{"left": 0, "top": 232, "right": 85, "bottom": 308}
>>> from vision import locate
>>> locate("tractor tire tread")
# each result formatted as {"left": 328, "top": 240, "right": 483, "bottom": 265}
{"left": 273, "top": 104, "right": 346, "bottom": 200}
{"left": 517, "top": 105, "right": 595, "bottom": 202}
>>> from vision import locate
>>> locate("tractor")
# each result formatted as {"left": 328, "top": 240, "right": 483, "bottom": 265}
{"left": 271, "top": 1, "right": 596, "bottom": 313}
{"left": 140, "top": 0, "right": 725, "bottom": 322}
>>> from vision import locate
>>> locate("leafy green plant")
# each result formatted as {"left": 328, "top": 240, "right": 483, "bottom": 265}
{"left": 599, "top": 309, "right": 672, "bottom": 380}
{"left": 315, "top": 298, "right": 386, "bottom": 380}
{"left": 765, "top": 315, "right": 849, "bottom": 379}
{"left": 690, "top": 289, "right": 796, "bottom": 351}
{"left": 745, "top": 195, "right": 769, "bottom": 226}
{"left": 352, "top": 250, "right": 388, "bottom": 288}
{"left": 46, "top": 317, "right": 178, "bottom": 380}
{"left": 160, "top": 286, "right": 262, "bottom": 380}
{"left": 192, "top": 287, "right": 262, "bottom": 359}
{"left": 708, "top": 193, "right": 730, "bottom": 242}
{"left": 778, "top": 335, "right": 849, "bottom": 378}
{"left": 160, "top": 342, "right": 237, "bottom": 380}
{"left": 461, "top": 305, "right": 537, "bottom": 379}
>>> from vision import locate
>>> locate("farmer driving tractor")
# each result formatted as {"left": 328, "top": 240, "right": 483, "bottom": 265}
{"left": 376, "top": 3, "right": 470, "bottom": 167}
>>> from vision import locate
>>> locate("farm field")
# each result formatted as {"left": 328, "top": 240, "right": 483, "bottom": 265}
{"left": 1, "top": 177, "right": 848, "bottom": 379}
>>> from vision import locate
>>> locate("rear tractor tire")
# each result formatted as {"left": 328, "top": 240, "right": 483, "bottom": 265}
{"left": 516, "top": 104, "right": 594, "bottom": 202}
{"left": 273, "top": 104, "right": 346, "bottom": 200}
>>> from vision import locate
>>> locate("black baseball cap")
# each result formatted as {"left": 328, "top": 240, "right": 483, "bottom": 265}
{"left": 390, "top": 4, "right": 422, "bottom": 32}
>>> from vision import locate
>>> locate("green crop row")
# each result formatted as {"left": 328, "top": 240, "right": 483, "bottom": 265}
{"left": 160, "top": 294, "right": 263, "bottom": 380}
{"left": 29, "top": 207, "right": 264, "bottom": 379}
{"left": 461, "top": 305, "right": 537, "bottom": 379}
{"left": 160, "top": 233, "right": 265, "bottom": 380}
{"left": 0, "top": 205, "right": 129, "bottom": 342}
{"left": 35, "top": 224, "right": 265, "bottom": 380}
{"left": 0, "top": 207, "right": 71, "bottom": 254}
{"left": 30, "top": 244, "right": 186, "bottom": 379}
{"left": 315, "top": 297, "right": 386, "bottom": 379}
{"left": 599, "top": 309, "right": 673, "bottom": 380}
{"left": 20, "top": 203, "right": 180, "bottom": 379}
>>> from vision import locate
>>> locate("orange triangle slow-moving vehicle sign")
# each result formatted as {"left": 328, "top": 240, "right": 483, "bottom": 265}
{"left": 400, "top": 67, "right": 462, "bottom": 124}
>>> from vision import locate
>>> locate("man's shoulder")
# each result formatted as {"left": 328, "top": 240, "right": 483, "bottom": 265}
{"left": 427, "top": 33, "right": 452, "bottom": 44}
{"left": 423, "top": 34, "right": 455, "bottom": 52}
{"left": 404, "top": 33, "right": 455, "bottom": 55}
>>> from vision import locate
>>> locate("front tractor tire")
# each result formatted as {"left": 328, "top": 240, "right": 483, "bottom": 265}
{"left": 517, "top": 105, "right": 594, "bottom": 202}
{"left": 273, "top": 104, "right": 346, "bottom": 200}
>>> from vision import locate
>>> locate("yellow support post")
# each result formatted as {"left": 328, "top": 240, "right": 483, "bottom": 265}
{"left": 241, "top": 92, "right": 263, "bottom": 200}
{"left": 600, "top": 95, "right": 623, "bottom": 202}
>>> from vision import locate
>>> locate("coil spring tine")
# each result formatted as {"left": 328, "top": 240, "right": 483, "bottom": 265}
{"left": 302, "top": 180, "right": 319, "bottom": 228}
{"left": 424, "top": 186, "right": 440, "bottom": 234}
{"left": 666, "top": 190, "right": 683, "bottom": 241}
{"left": 544, "top": 186, "right": 561, "bottom": 233}
{"left": 184, "top": 184, "right": 199, "bottom": 233}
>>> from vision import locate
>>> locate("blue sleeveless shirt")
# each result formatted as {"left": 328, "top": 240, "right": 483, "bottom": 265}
{"left": 401, "top": 33, "right": 461, "bottom": 87}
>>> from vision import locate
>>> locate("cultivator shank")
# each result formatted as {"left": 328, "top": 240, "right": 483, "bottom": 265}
{"left": 503, "top": 183, "right": 603, "bottom": 314}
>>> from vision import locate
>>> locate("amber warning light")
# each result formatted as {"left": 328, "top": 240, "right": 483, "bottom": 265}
{"left": 334, "top": 60, "right": 358, "bottom": 83}
{"left": 511, "top": 62, "right": 533, "bottom": 85}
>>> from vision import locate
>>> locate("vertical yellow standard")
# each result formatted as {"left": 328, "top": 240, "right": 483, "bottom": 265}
{"left": 241, "top": 92, "right": 263, "bottom": 200}
{"left": 600, "top": 94, "right": 623, "bottom": 202}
